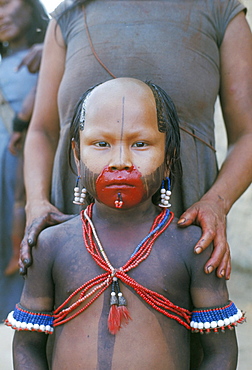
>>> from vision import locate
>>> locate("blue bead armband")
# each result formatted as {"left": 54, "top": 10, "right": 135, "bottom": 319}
{"left": 5, "top": 303, "right": 54, "bottom": 334}
{"left": 190, "top": 300, "right": 245, "bottom": 334}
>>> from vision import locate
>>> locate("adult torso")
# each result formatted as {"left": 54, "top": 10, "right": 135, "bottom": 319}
{"left": 51, "top": 0, "right": 244, "bottom": 215}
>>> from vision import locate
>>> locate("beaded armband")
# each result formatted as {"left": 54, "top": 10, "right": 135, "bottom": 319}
{"left": 12, "top": 114, "right": 29, "bottom": 132}
{"left": 5, "top": 303, "right": 54, "bottom": 334}
{"left": 190, "top": 300, "right": 245, "bottom": 334}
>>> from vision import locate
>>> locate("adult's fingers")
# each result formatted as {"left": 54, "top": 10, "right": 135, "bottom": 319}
{"left": 27, "top": 212, "right": 75, "bottom": 245}
{"left": 216, "top": 244, "right": 231, "bottom": 279}
{"left": 177, "top": 207, "right": 198, "bottom": 227}
{"left": 178, "top": 203, "right": 218, "bottom": 253}
{"left": 194, "top": 215, "right": 230, "bottom": 277}
{"left": 203, "top": 230, "right": 231, "bottom": 278}
{"left": 177, "top": 200, "right": 230, "bottom": 278}
{"left": 19, "top": 230, "right": 33, "bottom": 275}
{"left": 8, "top": 133, "right": 23, "bottom": 155}
{"left": 8, "top": 141, "right": 17, "bottom": 156}
{"left": 204, "top": 240, "right": 231, "bottom": 279}
{"left": 19, "top": 212, "right": 76, "bottom": 275}
{"left": 19, "top": 216, "right": 48, "bottom": 274}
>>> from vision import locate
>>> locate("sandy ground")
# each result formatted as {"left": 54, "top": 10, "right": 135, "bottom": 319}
{"left": 0, "top": 268, "right": 251, "bottom": 369}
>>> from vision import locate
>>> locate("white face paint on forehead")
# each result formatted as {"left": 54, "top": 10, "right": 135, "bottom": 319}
{"left": 82, "top": 78, "right": 157, "bottom": 132}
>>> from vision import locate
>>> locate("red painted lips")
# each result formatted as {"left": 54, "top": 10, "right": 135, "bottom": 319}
{"left": 96, "top": 166, "right": 146, "bottom": 209}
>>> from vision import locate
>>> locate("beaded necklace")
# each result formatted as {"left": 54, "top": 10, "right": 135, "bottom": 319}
{"left": 53, "top": 203, "right": 191, "bottom": 333}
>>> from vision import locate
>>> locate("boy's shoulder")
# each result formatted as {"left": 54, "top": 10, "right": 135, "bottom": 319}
{"left": 164, "top": 217, "right": 212, "bottom": 266}
{"left": 169, "top": 217, "right": 214, "bottom": 271}
{"left": 167, "top": 217, "right": 202, "bottom": 248}
{"left": 37, "top": 214, "right": 82, "bottom": 250}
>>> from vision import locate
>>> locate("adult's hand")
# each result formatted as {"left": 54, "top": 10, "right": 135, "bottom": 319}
{"left": 177, "top": 197, "right": 231, "bottom": 279}
{"left": 19, "top": 202, "right": 75, "bottom": 275}
{"left": 16, "top": 43, "right": 44, "bottom": 74}
{"left": 8, "top": 131, "right": 24, "bottom": 155}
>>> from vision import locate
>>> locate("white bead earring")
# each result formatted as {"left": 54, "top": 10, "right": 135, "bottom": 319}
{"left": 73, "top": 176, "right": 87, "bottom": 205}
{"left": 159, "top": 178, "right": 171, "bottom": 208}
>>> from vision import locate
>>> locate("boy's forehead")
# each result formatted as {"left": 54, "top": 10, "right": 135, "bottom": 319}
{"left": 85, "top": 78, "right": 156, "bottom": 117}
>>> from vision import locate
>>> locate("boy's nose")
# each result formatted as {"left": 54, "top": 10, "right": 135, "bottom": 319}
{"left": 108, "top": 146, "right": 133, "bottom": 171}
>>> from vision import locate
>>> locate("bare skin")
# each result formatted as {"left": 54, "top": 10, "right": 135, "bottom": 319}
{"left": 20, "top": 8, "right": 252, "bottom": 279}
{"left": 13, "top": 79, "right": 238, "bottom": 369}
{"left": 13, "top": 209, "right": 237, "bottom": 370}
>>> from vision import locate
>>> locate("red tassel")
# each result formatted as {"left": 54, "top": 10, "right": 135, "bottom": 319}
{"left": 118, "top": 305, "right": 132, "bottom": 326}
{"left": 108, "top": 305, "right": 121, "bottom": 335}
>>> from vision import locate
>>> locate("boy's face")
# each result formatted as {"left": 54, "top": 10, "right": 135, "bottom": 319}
{"left": 77, "top": 79, "right": 166, "bottom": 209}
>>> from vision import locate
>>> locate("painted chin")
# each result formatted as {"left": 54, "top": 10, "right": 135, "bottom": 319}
{"left": 95, "top": 166, "right": 146, "bottom": 209}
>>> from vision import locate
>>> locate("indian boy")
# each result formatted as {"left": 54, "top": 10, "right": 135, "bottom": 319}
{"left": 5, "top": 78, "right": 244, "bottom": 369}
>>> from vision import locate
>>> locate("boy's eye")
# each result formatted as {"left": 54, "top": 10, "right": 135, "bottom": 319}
{"left": 132, "top": 142, "right": 147, "bottom": 148}
{"left": 94, "top": 141, "right": 110, "bottom": 147}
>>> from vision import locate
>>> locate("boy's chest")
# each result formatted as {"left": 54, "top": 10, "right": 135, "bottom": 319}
{"left": 52, "top": 233, "right": 191, "bottom": 311}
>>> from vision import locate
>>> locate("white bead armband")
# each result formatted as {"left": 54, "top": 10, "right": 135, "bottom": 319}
{"left": 5, "top": 303, "right": 54, "bottom": 334}
{"left": 190, "top": 300, "right": 245, "bottom": 334}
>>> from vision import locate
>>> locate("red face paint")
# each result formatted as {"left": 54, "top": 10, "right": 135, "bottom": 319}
{"left": 96, "top": 166, "right": 146, "bottom": 209}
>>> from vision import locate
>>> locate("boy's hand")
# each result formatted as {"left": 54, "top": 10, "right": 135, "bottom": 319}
{"left": 19, "top": 203, "right": 75, "bottom": 275}
{"left": 177, "top": 199, "right": 231, "bottom": 279}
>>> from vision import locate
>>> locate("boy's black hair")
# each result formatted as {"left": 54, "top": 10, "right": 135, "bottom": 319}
{"left": 0, "top": 0, "right": 49, "bottom": 56}
{"left": 145, "top": 81, "right": 181, "bottom": 185}
{"left": 69, "top": 80, "right": 182, "bottom": 204}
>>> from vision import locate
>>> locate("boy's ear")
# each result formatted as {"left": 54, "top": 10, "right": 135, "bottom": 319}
{"left": 71, "top": 139, "right": 81, "bottom": 174}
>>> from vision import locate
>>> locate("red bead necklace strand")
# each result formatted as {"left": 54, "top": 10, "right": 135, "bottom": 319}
{"left": 53, "top": 204, "right": 191, "bottom": 332}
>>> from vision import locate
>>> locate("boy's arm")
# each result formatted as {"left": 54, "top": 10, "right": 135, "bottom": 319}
{"left": 197, "top": 329, "right": 237, "bottom": 370}
{"left": 13, "top": 331, "right": 49, "bottom": 370}
{"left": 9, "top": 232, "right": 55, "bottom": 369}
{"left": 189, "top": 237, "right": 239, "bottom": 369}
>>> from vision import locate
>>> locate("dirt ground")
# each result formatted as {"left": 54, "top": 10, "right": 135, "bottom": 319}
{"left": 0, "top": 267, "right": 251, "bottom": 370}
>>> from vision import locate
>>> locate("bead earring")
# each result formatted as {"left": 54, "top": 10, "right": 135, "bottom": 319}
{"left": 159, "top": 178, "right": 171, "bottom": 208}
{"left": 73, "top": 176, "right": 87, "bottom": 205}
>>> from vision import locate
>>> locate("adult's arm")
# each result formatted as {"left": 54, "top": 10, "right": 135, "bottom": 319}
{"left": 178, "top": 11, "right": 252, "bottom": 279}
{"left": 20, "top": 19, "right": 71, "bottom": 274}
{"left": 8, "top": 85, "right": 37, "bottom": 155}
{"left": 9, "top": 42, "right": 45, "bottom": 154}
